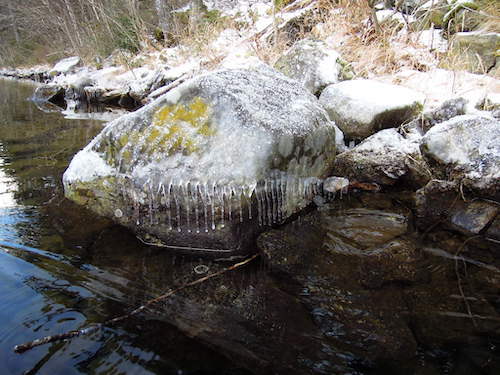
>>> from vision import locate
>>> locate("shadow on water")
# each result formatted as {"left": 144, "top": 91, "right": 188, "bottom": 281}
{"left": 0, "top": 78, "right": 251, "bottom": 375}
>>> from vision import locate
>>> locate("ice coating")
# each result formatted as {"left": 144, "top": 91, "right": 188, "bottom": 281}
{"left": 63, "top": 67, "right": 337, "bottom": 252}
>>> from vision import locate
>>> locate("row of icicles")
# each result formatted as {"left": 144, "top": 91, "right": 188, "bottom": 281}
{"left": 116, "top": 175, "right": 347, "bottom": 233}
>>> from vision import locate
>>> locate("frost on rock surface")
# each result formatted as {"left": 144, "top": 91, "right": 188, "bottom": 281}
{"left": 421, "top": 114, "right": 500, "bottom": 198}
{"left": 274, "top": 38, "right": 343, "bottom": 95}
{"left": 63, "top": 67, "right": 337, "bottom": 253}
{"left": 333, "top": 128, "right": 428, "bottom": 187}
{"left": 319, "top": 79, "right": 425, "bottom": 140}
{"left": 50, "top": 56, "right": 81, "bottom": 75}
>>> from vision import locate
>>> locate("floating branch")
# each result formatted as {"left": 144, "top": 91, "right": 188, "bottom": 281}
{"left": 14, "top": 253, "right": 259, "bottom": 354}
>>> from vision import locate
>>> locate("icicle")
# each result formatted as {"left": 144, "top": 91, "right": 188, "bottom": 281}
{"left": 162, "top": 183, "right": 172, "bottom": 230}
{"left": 264, "top": 180, "right": 272, "bottom": 226}
{"left": 210, "top": 183, "right": 216, "bottom": 231}
{"left": 256, "top": 185, "right": 263, "bottom": 226}
{"left": 148, "top": 181, "right": 154, "bottom": 225}
{"left": 271, "top": 179, "right": 277, "bottom": 223}
{"left": 193, "top": 183, "right": 200, "bottom": 233}
{"left": 219, "top": 186, "right": 225, "bottom": 228}
{"left": 174, "top": 182, "right": 181, "bottom": 232}
{"left": 237, "top": 187, "right": 243, "bottom": 223}
{"left": 184, "top": 183, "right": 191, "bottom": 233}
{"left": 227, "top": 186, "right": 233, "bottom": 223}
{"left": 202, "top": 183, "right": 209, "bottom": 233}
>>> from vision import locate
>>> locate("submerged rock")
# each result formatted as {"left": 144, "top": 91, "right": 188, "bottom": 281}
{"left": 63, "top": 67, "right": 337, "bottom": 254}
{"left": 319, "top": 79, "right": 424, "bottom": 139}
{"left": 274, "top": 38, "right": 346, "bottom": 95}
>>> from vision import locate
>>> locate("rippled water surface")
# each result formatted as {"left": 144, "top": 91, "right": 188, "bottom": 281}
{"left": 0, "top": 79, "right": 249, "bottom": 375}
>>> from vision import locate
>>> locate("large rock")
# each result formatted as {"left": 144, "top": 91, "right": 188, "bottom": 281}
{"left": 332, "top": 128, "right": 430, "bottom": 187}
{"left": 420, "top": 114, "right": 500, "bottom": 198}
{"left": 49, "top": 56, "right": 81, "bottom": 75}
{"left": 450, "top": 32, "right": 499, "bottom": 73}
{"left": 32, "top": 84, "right": 65, "bottom": 106}
{"left": 319, "top": 79, "right": 424, "bottom": 139}
{"left": 63, "top": 67, "right": 337, "bottom": 254}
{"left": 274, "top": 38, "right": 348, "bottom": 95}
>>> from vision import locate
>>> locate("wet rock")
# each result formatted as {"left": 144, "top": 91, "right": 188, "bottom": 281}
{"left": 32, "top": 84, "right": 66, "bottom": 106}
{"left": 486, "top": 216, "right": 500, "bottom": 242}
{"left": 420, "top": 114, "right": 500, "bottom": 199}
{"left": 449, "top": 200, "right": 499, "bottom": 235}
{"left": 450, "top": 32, "right": 499, "bottom": 73}
{"left": 257, "top": 199, "right": 419, "bottom": 363}
{"left": 332, "top": 128, "right": 430, "bottom": 187}
{"left": 50, "top": 56, "right": 81, "bottom": 76}
{"left": 319, "top": 79, "right": 425, "bottom": 140}
{"left": 415, "top": 179, "right": 460, "bottom": 229}
{"left": 63, "top": 67, "right": 337, "bottom": 254}
{"left": 274, "top": 39, "right": 347, "bottom": 95}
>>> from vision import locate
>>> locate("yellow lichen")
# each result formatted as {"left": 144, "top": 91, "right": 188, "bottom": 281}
{"left": 104, "top": 97, "right": 215, "bottom": 168}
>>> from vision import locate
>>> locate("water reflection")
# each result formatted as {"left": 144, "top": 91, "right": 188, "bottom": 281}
{"left": 0, "top": 78, "right": 249, "bottom": 375}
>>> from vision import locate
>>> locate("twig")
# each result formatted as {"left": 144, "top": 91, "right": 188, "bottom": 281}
{"left": 14, "top": 253, "right": 259, "bottom": 354}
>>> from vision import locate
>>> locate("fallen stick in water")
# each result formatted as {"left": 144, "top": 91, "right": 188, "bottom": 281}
{"left": 14, "top": 253, "right": 259, "bottom": 354}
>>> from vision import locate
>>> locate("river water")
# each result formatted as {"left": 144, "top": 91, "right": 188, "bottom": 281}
{"left": 0, "top": 79, "right": 249, "bottom": 375}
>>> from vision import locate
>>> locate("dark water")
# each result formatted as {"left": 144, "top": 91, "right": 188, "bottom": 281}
{"left": 0, "top": 79, "right": 249, "bottom": 375}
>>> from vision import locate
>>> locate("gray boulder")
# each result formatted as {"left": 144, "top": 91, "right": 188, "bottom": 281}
{"left": 333, "top": 128, "right": 429, "bottom": 187}
{"left": 319, "top": 79, "right": 425, "bottom": 139}
{"left": 421, "top": 114, "right": 499, "bottom": 198}
{"left": 450, "top": 32, "right": 499, "bottom": 73}
{"left": 274, "top": 38, "right": 348, "bottom": 95}
{"left": 63, "top": 67, "right": 337, "bottom": 254}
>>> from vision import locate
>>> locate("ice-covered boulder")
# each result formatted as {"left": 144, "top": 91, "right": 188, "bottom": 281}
{"left": 274, "top": 38, "right": 348, "bottom": 95}
{"left": 319, "top": 79, "right": 424, "bottom": 139}
{"left": 420, "top": 114, "right": 500, "bottom": 198}
{"left": 50, "top": 56, "right": 81, "bottom": 75}
{"left": 333, "top": 128, "right": 429, "bottom": 187}
{"left": 63, "top": 67, "right": 337, "bottom": 253}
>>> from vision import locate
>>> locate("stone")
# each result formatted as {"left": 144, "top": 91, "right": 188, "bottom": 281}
{"left": 332, "top": 128, "right": 430, "bottom": 187}
{"left": 449, "top": 200, "right": 499, "bottom": 235}
{"left": 420, "top": 114, "right": 500, "bottom": 199}
{"left": 450, "top": 32, "right": 500, "bottom": 73}
{"left": 257, "top": 197, "right": 419, "bottom": 362}
{"left": 414, "top": 0, "right": 449, "bottom": 29}
{"left": 319, "top": 79, "right": 425, "bottom": 139}
{"left": 32, "top": 84, "right": 65, "bottom": 106}
{"left": 407, "top": 97, "right": 468, "bottom": 133}
{"left": 63, "top": 67, "right": 337, "bottom": 254}
{"left": 274, "top": 38, "right": 345, "bottom": 95}
{"left": 50, "top": 56, "right": 81, "bottom": 75}
{"left": 397, "top": 0, "right": 427, "bottom": 14}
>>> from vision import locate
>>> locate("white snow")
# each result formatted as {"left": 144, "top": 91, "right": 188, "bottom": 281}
{"left": 63, "top": 148, "right": 114, "bottom": 184}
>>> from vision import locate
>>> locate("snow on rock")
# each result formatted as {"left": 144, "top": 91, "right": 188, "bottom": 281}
{"left": 415, "top": 29, "right": 448, "bottom": 53}
{"left": 421, "top": 114, "right": 500, "bottom": 197}
{"left": 319, "top": 79, "right": 425, "bottom": 139}
{"left": 376, "top": 68, "right": 500, "bottom": 111}
{"left": 332, "top": 128, "right": 429, "bottom": 187}
{"left": 274, "top": 38, "right": 344, "bottom": 95}
{"left": 50, "top": 56, "right": 81, "bottom": 75}
{"left": 63, "top": 66, "right": 337, "bottom": 253}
